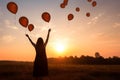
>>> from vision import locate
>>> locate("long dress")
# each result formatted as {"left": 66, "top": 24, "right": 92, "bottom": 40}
{"left": 33, "top": 45, "right": 48, "bottom": 77}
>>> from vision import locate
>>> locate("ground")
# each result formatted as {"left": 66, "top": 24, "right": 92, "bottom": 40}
{"left": 0, "top": 61, "right": 120, "bottom": 80}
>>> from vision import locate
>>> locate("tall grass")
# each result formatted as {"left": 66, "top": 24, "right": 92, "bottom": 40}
{"left": 0, "top": 61, "right": 120, "bottom": 80}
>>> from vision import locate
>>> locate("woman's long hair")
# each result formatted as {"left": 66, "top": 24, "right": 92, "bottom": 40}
{"left": 36, "top": 37, "right": 44, "bottom": 48}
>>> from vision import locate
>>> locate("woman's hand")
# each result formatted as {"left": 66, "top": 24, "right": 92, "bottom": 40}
{"left": 48, "top": 28, "right": 51, "bottom": 32}
{"left": 26, "top": 34, "right": 29, "bottom": 37}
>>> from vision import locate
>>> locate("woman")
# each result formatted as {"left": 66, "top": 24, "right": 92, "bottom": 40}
{"left": 26, "top": 29, "right": 51, "bottom": 80}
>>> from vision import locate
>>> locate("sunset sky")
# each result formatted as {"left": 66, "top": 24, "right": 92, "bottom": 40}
{"left": 0, "top": 0, "right": 120, "bottom": 61}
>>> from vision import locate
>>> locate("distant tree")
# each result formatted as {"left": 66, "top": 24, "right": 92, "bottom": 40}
{"left": 95, "top": 52, "right": 101, "bottom": 58}
{"left": 75, "top": 56, "right": 78, "bottom": 59}
{"left": 80, "top": 55, "right": 85, "bottom": 59}
{"left": 113, "top": 56, "right": 119, "bottom": 59}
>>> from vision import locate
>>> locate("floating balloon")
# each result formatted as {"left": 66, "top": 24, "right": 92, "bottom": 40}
{"left": 60, "top": 3, "right": 65, "bottom": 8}
{"left": 28, "top": 24, "right": 34, "bottom": 31}
{"left": 87, "top": 0, "right": 92, "bottom": 2}
{"left": 19, "top": 16, "right": 29, "bottom": 28}
{"left": 92, "top": 1, "right": 97, "bottom": 7}
{"left": 76, "top": 7, "right": 80, "bottom": 12}
{"left": 63, "top": 0, "right": 68, "bottom": 6}
{"left": 86, "top": 12, "right": 90, "bottom": 17}
{"left": 60, "top": 0, "right": 69, "bottom": 8}
{"left": 7, "top": 2, "right": 18, "bottom": 14}
{"left": 68, "top": 14, "right": 74, "bottom": 21}
{"left": 42, "top": 12, "right": 51, "bottom": 23}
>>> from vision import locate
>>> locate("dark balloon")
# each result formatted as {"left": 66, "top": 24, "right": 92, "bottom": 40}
{"left": 28, "top": 24, "right": 34, "bottom": 31}
{"left": 42, "top": 12, "right": 51, "bottom": 23}
{"left": 68, "top": 14, "right": 74, "bottom": 21}
{"left": 19, "top": 16, "right": 29, "bottom": 27}
{"left": 60, "top": 0, "right": 69, "bottom": 8}
{"left": 92, "top": 1, "right": 97, "bottom": 7}
{"left": 86, "top": 12, "right": 90, "bottom": 17}
{"left": 76, "top": 7, "right": 80, "bottom": 12}
{"left": 87, "top": 0, "right": 92, "bottom": 2}
{"left": 63, "top": 0, "right": 68, "bottom": 6}
{"left": 60, "top": 3, "right": 65, "bottom": 8}
{"left": 7, "top": 2, "right": 18, "bottom": 14}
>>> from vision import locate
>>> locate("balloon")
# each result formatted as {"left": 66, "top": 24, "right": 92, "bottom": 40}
{"left": 86, "top": 12, "right": 90, "bottom": 17}
{"left": 42, "top": 12, "right": 51, "bottom": 23}
{"left": 68, "top": 14, "right": 74, "bottom": 21}
{"left": 60, "top": 3, "right": 65, "bottom": 8}
{"left": 60, "top": 0, "right": 68, "bottom": 8}
{"left": 63, "top": 0, "right": 68, "bottom": 6}
{"left": 76, "top": 7, "right": 80, "bottom": 12}
{"left": 28, "top": 24, "right": 34, "bottom": 31}
{"left": 92, "top": 1, "right": 97, "bottom": 7}
{"left": 19, "top": 16, "right": 29, "bottom": 27}
{"left": 87, "top": 0, "right": 92, "bottom": 2}
{"left": 7, "top": 2, "right": 18, "bottom": 14}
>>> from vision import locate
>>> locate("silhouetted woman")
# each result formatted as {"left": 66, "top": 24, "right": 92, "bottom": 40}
{"left": 26, "top": 29, "right": 51, "bottom": 80}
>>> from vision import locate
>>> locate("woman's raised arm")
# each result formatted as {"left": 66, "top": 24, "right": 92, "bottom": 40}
{"left": 44, "top": 28, "right": 51, "bottom": 46}
{"left": 26, "top": 34, "right": 35, "bottom": 47}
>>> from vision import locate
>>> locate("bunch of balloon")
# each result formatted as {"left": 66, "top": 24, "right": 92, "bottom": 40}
{"left": 60, "top": 0, "right": 74, "bottom": 21}
{"left": 86, "top": 0, "right": 97, "bottom": 17}
{"left": 68, "top": 7, "right": 80, "bottom": 21}
{"left": 59, "top": 0, "right": 98, "bottom": 21}
{"left": 19, "top": 16, "right": 34, "bottom": 33}
{"left": 7, "top": 2, "right": 34, "bottom": 34}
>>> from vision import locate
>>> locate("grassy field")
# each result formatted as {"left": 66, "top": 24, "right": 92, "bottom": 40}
{"left": 0, "top": 61, "right": 120, "bottom": 80}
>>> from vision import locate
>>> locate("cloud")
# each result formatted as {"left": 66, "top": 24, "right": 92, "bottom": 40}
{"left": 4, "top": 20, "right": 18, "bottom": 30}
{"left": 113, "top": 23, "right": 120, "bottom": 28}
{"left": 118, "top": 14, "right": 120, "bottom": 17}
{"left": 1, "top": 35, "right": 16, "bottom": 43}
{"left": 88, "top": 13, "right": 104, "bottom": 25}
{"left": 41, "top": 26, "right": 48, "bottom": 31}
{"left": 88, "top": 16, "right": 98, "bottom": 25}
{"left": 91, "top": 32, "right": 105, "bottom": 39}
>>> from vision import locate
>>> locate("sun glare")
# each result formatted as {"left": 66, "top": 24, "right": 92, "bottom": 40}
{"left": 55, "top": 42, "right": 65, "bottom": 54}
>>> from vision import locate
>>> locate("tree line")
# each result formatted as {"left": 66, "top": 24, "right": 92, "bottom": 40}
{"left": 48, "top": 52, "right": 120, "bottom": 65}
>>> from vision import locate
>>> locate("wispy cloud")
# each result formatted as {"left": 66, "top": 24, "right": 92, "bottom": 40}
{"left": 88, "top": 13, "right": 104, "bottom": 25}
{"left": 91, "top": 32, "right": 105, "bottom": 39}
{"left": 1, "top": 35, "right": 16, "bottom": 43}
{"left": 41, "top": 26, "right": 48, "bottom": 31}
{"left": 4, "top": 19, "right": 18, "bottom": 30}
{"left": 113, "top": 22, "right": 120, "bottom": 28}
{"left": 118, "top": 14, "right": 120, "bottom": 17}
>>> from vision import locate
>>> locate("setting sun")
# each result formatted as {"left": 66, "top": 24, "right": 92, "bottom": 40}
{"left": 54, "top": 42, "right": 66, "bottom": 54}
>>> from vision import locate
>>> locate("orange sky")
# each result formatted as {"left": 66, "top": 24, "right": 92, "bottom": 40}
{"left": 0, "top": 0, "right": 120, "bottom": 61}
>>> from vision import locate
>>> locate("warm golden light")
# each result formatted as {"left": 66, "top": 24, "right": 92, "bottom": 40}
{"left": 54, "top": 42, "right": 66, "bottom": 54}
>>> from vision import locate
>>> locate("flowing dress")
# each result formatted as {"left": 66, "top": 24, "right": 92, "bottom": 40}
{"left": 33, "top": 45, "right": 48, "bottom": 77}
